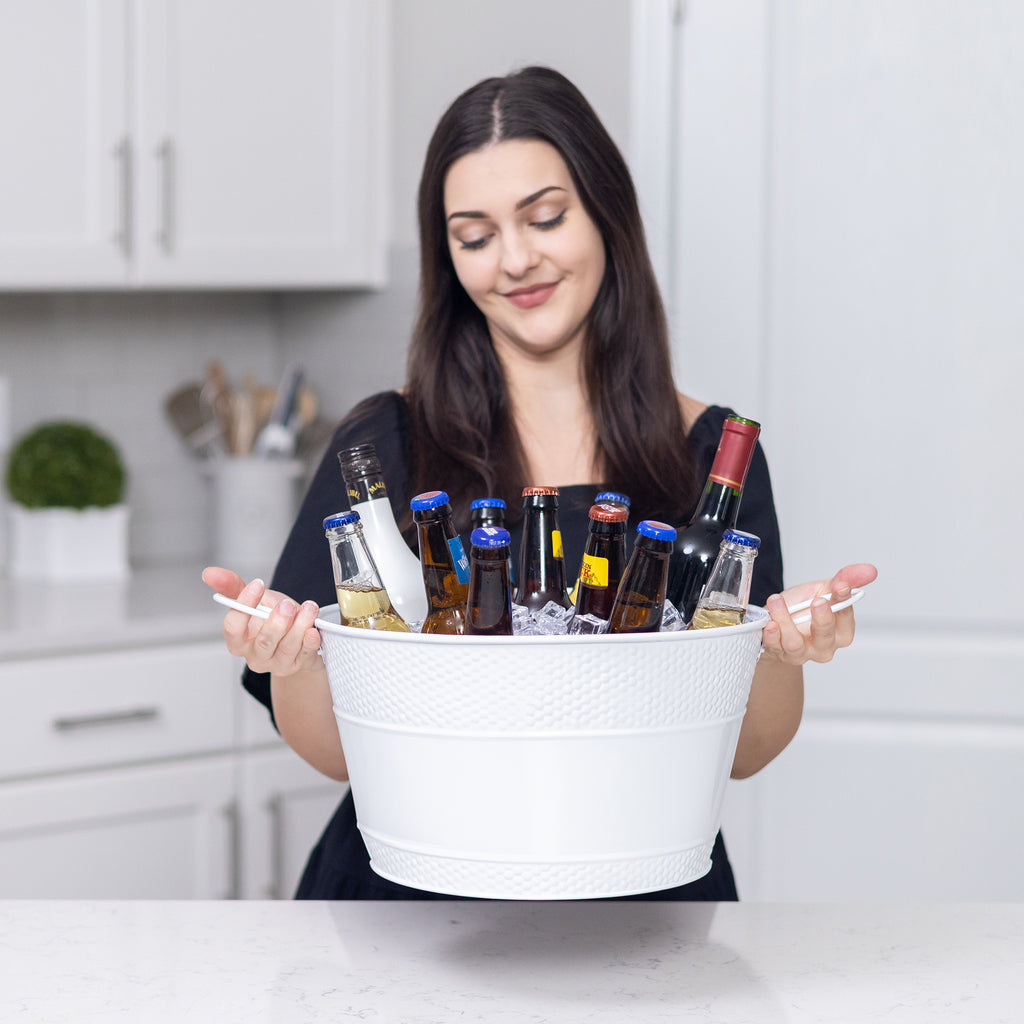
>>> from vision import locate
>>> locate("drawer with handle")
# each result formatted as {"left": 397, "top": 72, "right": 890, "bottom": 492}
{"left": 0, "top": 641, "right": 236, "bottom": 780}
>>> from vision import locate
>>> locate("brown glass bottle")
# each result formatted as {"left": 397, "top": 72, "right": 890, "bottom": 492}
{"left": 464, "top": 526, "right": 514, "bottom": 636}
{"left": 606, "top": 520, "right": 678, "bottom": 634}
{"left": 514, "top": 486, "right": 572, "bottom": 611}
{"left": 469, "top": 498, "right": 507, "bottom": 530}
{"left": 568, "top": 503, "right": 629, "bottom": 629}
{"left": 666, "top": 415, "right": 761, "bottom": 624}
{"left": 410, "top": 490, "right": 470, "bottom": 635}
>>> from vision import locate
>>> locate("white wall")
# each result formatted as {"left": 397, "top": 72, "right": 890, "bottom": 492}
{"left": 634, "top": 0, "right": 1024, "bottom": 900}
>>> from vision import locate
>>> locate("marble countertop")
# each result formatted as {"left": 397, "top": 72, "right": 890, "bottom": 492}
{"left": 1, "top": 900, "right": 1020, "bottom": 1022}
{"left": 0, "top": 564, "right": 224, "bottom": 660}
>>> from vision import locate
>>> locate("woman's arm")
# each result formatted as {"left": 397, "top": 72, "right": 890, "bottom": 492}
{"left": 731, "top": 563, "right": 878, "bottom": 778}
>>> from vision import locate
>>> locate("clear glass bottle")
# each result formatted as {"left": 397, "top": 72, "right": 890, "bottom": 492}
{"left": 666, "top": 415, "right": 761, "bottom": 624}
{"left": 688, "top": 529, "right": 760, "bottom": 630}
{"left": 514, "top": 486, "right": 572, "bottom": 611}
{"left": 465, "top": 526, "right": 514, "bottom": 636}
{"left": 411, "top": 490, "right": 470, "bottom": 635}
{"left": 568, "top": 502, "right": 629, "bottom": 633}
{"left": 337, "top": 443, "right": 428, "bottom": 623}
{"left": 606, "top": 520, "right": 677, "bottom": 634}
{"left": 322, "top": 511, "right": 410, "bottom": 632}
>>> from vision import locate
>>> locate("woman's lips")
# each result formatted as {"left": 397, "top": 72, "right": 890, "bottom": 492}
{"left": 503, "top": 281, "right": 558, "bottom": 309}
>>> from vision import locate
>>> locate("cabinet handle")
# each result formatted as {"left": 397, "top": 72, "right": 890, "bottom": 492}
{"left": 51, "top": 707, "right": 160, "bottom": 731}
{"left": 155, "top": 138, "right": 175, "bottom": 254}
{"left": 267, "top": 794, "right": 285, "bottom": 900}
{"left": 112, "top": 136, "right": 133, "bottom": 258}
{"left": 223, "top": 800, "right": 241, "bottom": 900}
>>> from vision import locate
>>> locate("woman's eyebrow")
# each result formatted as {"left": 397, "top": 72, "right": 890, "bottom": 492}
{"left": 446, "top": 186, "right": 567, "bottom": 223}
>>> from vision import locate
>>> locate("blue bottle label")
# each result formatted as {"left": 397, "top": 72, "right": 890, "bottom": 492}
{"left": 448, "top": 536, "right": 470, "bottom": 585}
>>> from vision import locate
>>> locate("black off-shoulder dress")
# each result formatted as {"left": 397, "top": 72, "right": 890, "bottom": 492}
{"left": 242, "top": 391, "right": 784, "bottom": 901}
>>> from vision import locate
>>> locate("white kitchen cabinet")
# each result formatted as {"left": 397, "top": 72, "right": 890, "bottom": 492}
{"left": 237, "top": 744, "right": 347, "bottom": 899}
{"left": 0, "top": 0, "right": 387, "bottom": 289}
{"left": 0, "top": 756, "right": 237, "bottom": 898}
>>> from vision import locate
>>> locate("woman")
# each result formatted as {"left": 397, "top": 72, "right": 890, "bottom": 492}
{"left": 204, "top": 66, "right": 876, "bottom": 900}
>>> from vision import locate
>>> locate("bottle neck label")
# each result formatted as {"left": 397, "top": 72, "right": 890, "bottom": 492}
{"left": 347, "top": 478, "right": 388, "bottom": 505}
{"left": 551, "top": 529, "right": 563, "bottom": 560}
{"left": 708, "top": 431, "right": 758, "bottom": 492}
{"left": 448, "top": 536, "right": 470, "bottom": 585}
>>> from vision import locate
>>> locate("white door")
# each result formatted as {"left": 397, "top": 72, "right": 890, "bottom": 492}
{"left": 0, "top": 0, "right": 129, "bottom": 286}
{"left": 237, "top": 744, "right": 347, "bottom": 899}
{"left": 632, "top": 0, "right": 1024, "bottom": 899}
{"left": 0, "top": 757, "right": 237, "bottom": 899}
{"left": 132, "top": 0, "right": 387, "bottom": 287}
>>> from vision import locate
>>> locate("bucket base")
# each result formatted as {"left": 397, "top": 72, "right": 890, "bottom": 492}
{"left": 362, "top": 831, "right": 714, "bottom": 900}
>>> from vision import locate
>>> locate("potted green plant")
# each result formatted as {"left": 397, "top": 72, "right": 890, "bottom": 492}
{"left": 5, "top": 421, "right": 129, "bottom": 581}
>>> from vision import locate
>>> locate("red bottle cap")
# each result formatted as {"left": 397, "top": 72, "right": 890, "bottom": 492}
{"left": 522, "top": 486, "right": 559, "bottom": 496}
{"left": 588, "top": 502, "right": 629, "bottom": 523}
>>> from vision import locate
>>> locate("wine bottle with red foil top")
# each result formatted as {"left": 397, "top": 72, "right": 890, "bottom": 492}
{"left": 606, "top": 520, "right": 677, "bottom": 634}
{"left": 514, "top": 486, "right": 572, "bottom": 611}
{"left": 465, "top": 526, "right": 514, "bottom": 636}
{"left": 411, "top": 490, "right": 470, "bottom": 635}
{"left": 568, "top": 502, "right": 629, "bottom": 633}
{"left": 666, "top": 415, "right": 761, "bottom": 624}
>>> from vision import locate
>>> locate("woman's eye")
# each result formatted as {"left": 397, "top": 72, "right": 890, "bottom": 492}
{"left": 459, "top": 235, "right": 491, "bottom": 251}
{"left": 534, "top": 210, "right": 566, "bottom": 231}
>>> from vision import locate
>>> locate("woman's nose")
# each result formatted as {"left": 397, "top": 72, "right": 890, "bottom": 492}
{"left": 499, "top": 230, "right": 540, "bottom": 279}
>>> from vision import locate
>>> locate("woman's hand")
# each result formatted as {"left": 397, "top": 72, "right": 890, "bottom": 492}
{"left": 201, "top": 566, "right": 322, "bottom": 677}
{"left": 760, "top": 563, "right": 878, "bottom": 666}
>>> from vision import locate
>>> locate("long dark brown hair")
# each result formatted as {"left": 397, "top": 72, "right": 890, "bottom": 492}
{"left": 405, "top": 65, "right": 697, "bottom": 530}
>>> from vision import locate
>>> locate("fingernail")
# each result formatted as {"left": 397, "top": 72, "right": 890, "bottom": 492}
{"left": 243, "top": 577, "right": 265, "bottom": 597}
{"left": 301, "top": 601, "right": 319, "bottom": 616}
{"left": 278, "top": 599, "right": 297, "bottom": 617}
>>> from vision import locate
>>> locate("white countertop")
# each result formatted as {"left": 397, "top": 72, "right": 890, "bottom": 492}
{"left": 1, "top": 900, "right": 1020, "bottom": 1022}
{"left": 0, "top": 564, "right": 224, "bottom": 660}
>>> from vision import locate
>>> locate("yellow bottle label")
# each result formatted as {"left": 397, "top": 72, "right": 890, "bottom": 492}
{"left": 579, "top": 552, "right": 609, "bottom": 588}
{"left": 552, "top": 529, "right": 563, "bottom": 560}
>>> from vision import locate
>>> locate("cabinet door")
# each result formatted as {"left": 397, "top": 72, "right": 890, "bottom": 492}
{"left": 133, "top": 0, "right": 387, "bottom": 287}
{"left": 0, "top": 0, "right": 129, "bottom": 286}
{"left": 237, "top": 744, "right": 347, "bottom": 899}
{"left": 0, "top": 756, "right": 236, "bottom": 898}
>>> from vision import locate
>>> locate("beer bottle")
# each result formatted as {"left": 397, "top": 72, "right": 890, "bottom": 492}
{"left": 568, "top": 503, "right": 629, "bottom": 633}
{"left": 514, "top": 486, "right": 572, "bottom": 611}
{"left": 322, "top": 511, "right": 410, "bottom": 632}
{"left": 606, "top": 520, "right": 678, "bottom": 634}
{"left": 470, "top": 497, "right": 513, "bottom": 584}
{"left": 411, "top": 490, "right": 470, "bottom": 635}
{"left": 688, "top": 529, "right": 760, "bottom": 629}
{"left": 465, "top": 526, "right": 514, "bottom": 635}
{"left": 337, "top": 443, "right": 428, "bottom": 623}
{"left": 594, "top": 491, "right": 631, "bottom": 514}
{"left": 666, "top": 415, "right": 761, "bottom": 624}
{"left": 469, "top": 497, "right": 507, "bottom": 530}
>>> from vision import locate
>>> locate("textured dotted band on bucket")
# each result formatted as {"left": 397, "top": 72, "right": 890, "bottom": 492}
{"left": 317, "top": 607, "right": 768, "bottom": 900}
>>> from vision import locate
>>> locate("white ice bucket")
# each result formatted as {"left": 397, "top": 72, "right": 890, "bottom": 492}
{"left": 317, "top": 606, "right": 768, "bottom": 900}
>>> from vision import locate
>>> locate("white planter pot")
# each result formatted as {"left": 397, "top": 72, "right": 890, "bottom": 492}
{"left": 9, "top": 504, "right": 129, "bottom": 582}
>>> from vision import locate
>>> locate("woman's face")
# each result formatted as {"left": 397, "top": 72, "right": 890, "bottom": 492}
{"left": 443, "top": 139, "right": 606, "bottom": 361}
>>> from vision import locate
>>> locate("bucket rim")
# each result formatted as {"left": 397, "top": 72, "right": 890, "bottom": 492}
{"left": 316, "top": 603, "right": 769, "bottom": 645}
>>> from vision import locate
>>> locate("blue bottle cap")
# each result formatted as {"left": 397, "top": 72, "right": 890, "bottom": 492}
{"left": 637, "top": 519, "right": 677, "bottom": 542}
{"left": 595, "top": 491, "right": 631, "bottom": 507}
{"left": 470, "top": 526, "right": 511, "bottom": 550}
{"left": 410, "top": 490, "right": 450, "bottom": 511}
{"left": 723, "top": 529, "right": 761, "bottom": 548}
{"left": 470, "top": 497, "right": 507, "bottom": 510}
{"left": 323, "top": 510, "right": 360, "bottom": 530}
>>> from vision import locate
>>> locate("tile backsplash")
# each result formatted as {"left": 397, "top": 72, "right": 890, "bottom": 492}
{"left": 0, "top": 250, "right": 416, "bottom": 572}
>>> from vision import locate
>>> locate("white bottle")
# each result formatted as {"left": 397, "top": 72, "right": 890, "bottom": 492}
{"left": 337, "top": 443, "right": 428, "bottom": 623}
